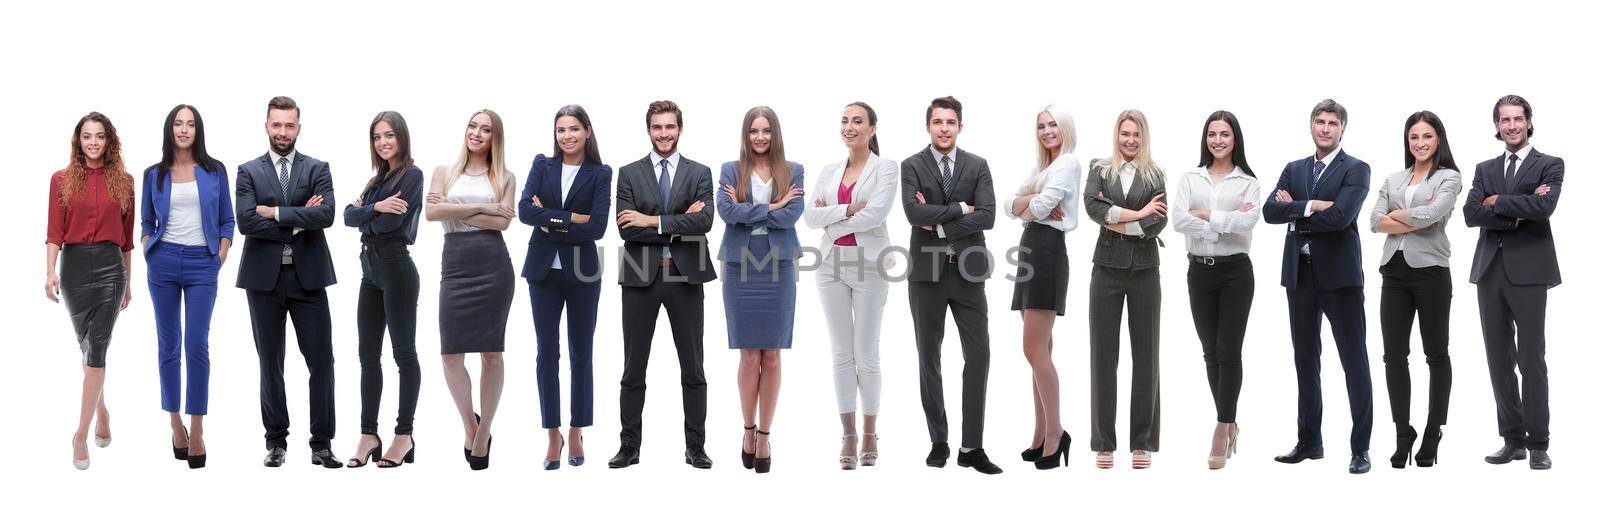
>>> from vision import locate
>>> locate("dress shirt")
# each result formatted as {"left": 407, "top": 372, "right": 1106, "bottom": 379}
{"left": 1169, "top": 166, "right": 1261, "bottom": 257}
{"left": 1001, "top": 153, "right": 1081, "bottom": 235}
{"left": 929, "top": 147, "right": 971, "bottom": 238}
{"left": 651, "top": 150, "right": 681, "bottom": 258}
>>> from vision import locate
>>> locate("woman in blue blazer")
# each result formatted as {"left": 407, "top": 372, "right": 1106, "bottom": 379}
{"left": 717, "top": 106, "right": 804, "bottom": 473}
{"left": 139, "top": 104, "right": 234, "bottom": 469}
{"left": 519, "top": 105, "right": 612, "bottom": 470}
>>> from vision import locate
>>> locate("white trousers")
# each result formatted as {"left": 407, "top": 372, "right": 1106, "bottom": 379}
{"left": 816, "top": 246, "right": 889, "bottom": 415}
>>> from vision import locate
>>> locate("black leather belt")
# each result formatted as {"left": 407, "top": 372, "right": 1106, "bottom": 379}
{"left": 1189, "top": 254, "right": 1249, "bottom": 266}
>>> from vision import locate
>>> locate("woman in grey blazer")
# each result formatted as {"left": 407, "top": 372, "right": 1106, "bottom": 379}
{"left": 1369, "top": 111, "right": 1461, "bottom": 469}
{"left": 1082, "top": 110, "right": 1167, "bottom": 470}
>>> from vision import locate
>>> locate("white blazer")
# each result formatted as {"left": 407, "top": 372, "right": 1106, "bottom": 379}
{"left": 804, "top": 153, "right": 899, "bottom": 267}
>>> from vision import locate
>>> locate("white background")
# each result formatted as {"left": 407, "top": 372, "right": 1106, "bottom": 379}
{"left": 4, "top": 0, "right": 1592, "bottom": 516}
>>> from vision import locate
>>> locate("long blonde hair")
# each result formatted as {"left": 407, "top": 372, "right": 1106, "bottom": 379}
{"left": 443, "top": 109, "right": 513, "bottom": 200}
{"left": 1019, "top": 103, "right": 1077, "bottom": 196}
{"left": 735, "top": 106, "right": 792, "bottom": 203}
{"left": 1102, "top": 109, "right": 1163, "bottom": 184}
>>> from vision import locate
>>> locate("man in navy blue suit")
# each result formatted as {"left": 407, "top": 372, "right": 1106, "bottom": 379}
{"left": 1262, "top": 99, "right": 1374, "bottom": 474}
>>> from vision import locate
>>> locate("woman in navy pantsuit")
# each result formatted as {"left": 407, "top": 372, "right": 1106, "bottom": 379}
{"left": 717, "top": 106, "right": 805, "bottom": 473}
{"left": 519, "top": 105, "right": 612, "bottom": 470}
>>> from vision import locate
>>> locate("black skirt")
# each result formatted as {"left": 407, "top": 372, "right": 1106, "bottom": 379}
{"left": 1011, "top": 224, "right": 1069, "bottom": 315}
{"left": 439, "top": 231, "right": 515, "bottom": 354}
{"left": 61, "top": 242, "right": 126, "bottom": 367}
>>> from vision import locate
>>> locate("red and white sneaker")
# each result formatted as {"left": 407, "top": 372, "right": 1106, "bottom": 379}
{"left": 1095, "top": 451, "right": 1114, "bottom": 469}
{"left": 1132, "top": 450, "right": 1153, "bottom": 469}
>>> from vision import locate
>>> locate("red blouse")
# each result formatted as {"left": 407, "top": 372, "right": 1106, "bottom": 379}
{"left": 45, "top": 168, "right": 135, "bottom": 251}
{"left": 834, "top": 180, "right": 857, "bottom": 246}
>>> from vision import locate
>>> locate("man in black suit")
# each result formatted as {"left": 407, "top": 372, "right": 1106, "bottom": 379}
{"left": 235, "top": 96, "right": 341, "bottom": 468}
{"left": 901, "top": 96, "right": 1001, "bottom": 474}
{"left": 1261, "top": 99, "right": 1375, "bottom": 474}
{"left": 1464, "top": 94, "right": 1562, "bottom": 470}
{"left": 610, "top": 100, "right": 716, "bottom": 469}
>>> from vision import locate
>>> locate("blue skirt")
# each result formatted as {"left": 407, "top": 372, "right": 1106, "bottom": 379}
{"left": 722, "top": 234, "right": 796, "bottom": 349}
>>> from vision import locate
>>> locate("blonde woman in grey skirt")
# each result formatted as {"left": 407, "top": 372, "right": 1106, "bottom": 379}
{"left": 424, "top": 109, "right": 518, "bottom": 470}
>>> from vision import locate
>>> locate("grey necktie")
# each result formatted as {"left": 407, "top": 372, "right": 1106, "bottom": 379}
{"left": 277, "top": 157, "right": 291, "bottom": 200}
{"left": 940, "top": 155, "right": 954, "bottom": 197}
{"left": 1505, "top": 153, "right": 1519, "bottom": 184}
{"left": 1310, "top": 160, "right": 1327, "bottom": 193}
{"left": 659, "top": 159, "right": 672, "bottom": 208}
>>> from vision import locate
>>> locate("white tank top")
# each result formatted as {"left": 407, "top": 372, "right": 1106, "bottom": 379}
{"left": 443, "top": 173, "right": 498, "bottom": 233}
{"left": 160, "top": 180, "right": 208, "bottom": 246}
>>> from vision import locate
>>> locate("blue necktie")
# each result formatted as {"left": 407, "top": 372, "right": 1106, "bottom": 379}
{"left": 658, "top": 159, "right": 672, "bottom": 208}
{"left": 1310, "top": 160, "right": 1327, "bottom": 193}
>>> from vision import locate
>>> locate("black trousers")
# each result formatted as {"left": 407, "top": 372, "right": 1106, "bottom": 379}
{"left": 1089, "top": 265, "right": 1161, "bottom": 452}
{"left": 618, "top": 265, "right": 708, "bottom": 450}
{"left": 1378, "top": 252, "right": 1451, "bottom": 431}
{"left": 1477, "top": 253, "right": 1550, "bottom": 450}
{"left": 356, "top": 243, "right": 421, "bottom": 436}
{"left": 1286, "top": 259, "right": 1373, "bottom": 452}
{"left": 246, "top": 264, "right": 336, "bottom": 450}
{"left": 908, "top": 263, "right": 990, "bottom": 449}
{"left": 1187, "top": 255, "right": 1253, "bottom": 424}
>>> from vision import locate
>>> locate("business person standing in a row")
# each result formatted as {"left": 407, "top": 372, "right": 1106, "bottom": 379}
{"left": 521, "top": 105, "right": 612, "bottom": 470}
{"left": 236, "top": 96, "right": 342, "bottom": 468}
{"left": 141, "top": 104, "right": 235, "bottom": 469}
{"left": 1467, "top": 94, "right": 1561, "bottom": 471}
{"left": 343, "top": 111, "right": 426, "bottom": 468}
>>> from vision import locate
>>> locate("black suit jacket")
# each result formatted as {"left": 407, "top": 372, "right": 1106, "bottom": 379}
{"left": 518, "top": 155, "right": 611, "bottom": 282}
{"left": 615, "top": 155, "right": 717, "bottom": 286}
{"left": 1464, "top": 147, "right": 1563, "bottom": 287}
{"left": 234, "top": 152, "right": 337, "bottom": 291}
{"left": 901, "top": 146, "right": 996, "bottom": 283}
{"left": 1261, "top": 150, "right": 1371, "bottom": 290}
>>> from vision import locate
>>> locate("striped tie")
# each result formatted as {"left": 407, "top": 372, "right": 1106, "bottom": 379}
{"left": 277, "top": 157, "right": 291, "bottom": 200}
{"left": 940, "top": 155, "right": 954, "bottom": 197}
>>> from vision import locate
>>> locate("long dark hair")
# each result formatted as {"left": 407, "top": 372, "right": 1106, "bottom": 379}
{"left": 155, "top": 104, "right": 223, "bottom": 189}
{"left": 846, "top": 101, "right": 880, "bottom": 155}
{"left": 1196, "top": 110, "right": 1255, "bottom": 177}
{"left": 366, "top": 111, "right": 414, "bottom": 190}
{"left": 552, "top": 104, "right": 602, "bottom": 165}
{"left": 1402, "top": 111, "right": 1459, "bottom": 175}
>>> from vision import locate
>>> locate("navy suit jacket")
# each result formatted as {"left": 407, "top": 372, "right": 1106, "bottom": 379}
{"left": 234, "top": 152, "right": 337, "bottom": 291}
{"left": 140, "top": 164, "right": 236, "bottom": 255}
{"left": 1463, "top": 147, "right": 1562, "bottom": 287}
{"left": 1262, "top": 149, "right": 1371, "bottom": 290}
{"left": 519, "top": 155, "right": 612, "bottom": 281}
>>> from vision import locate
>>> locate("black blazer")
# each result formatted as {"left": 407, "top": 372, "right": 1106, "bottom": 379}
{"left": 1463, "top": 147, "right": 1563, "bottom": 287}
{"left": 900, "top": 146, "right": 996, "bottom": 283}
{"left": 614, "top": 155, "right": 717, "bottom": 286}
{"left": 518, "top": 155, "right": 612, "bottom": 282}
{"left": 234, "top": 152, "right": 337, "bottom": 291}
{"left": 1082, "top": 159, "right": 1167, "bottom": 270}
{"left": 1261, "top": 149, "right": 1371, "bottom": 290}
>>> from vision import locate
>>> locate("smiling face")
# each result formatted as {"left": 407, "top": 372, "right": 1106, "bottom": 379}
{"left": 80, "top": 120, "right": 108, "bottom": 163}
{"left": 1310, "top": 111, "right": 1344, "bottom": 153}
{"left": 841, "top": 105, "right": 874, "bottom": 151}
{"left": 266, "top": 108, "right": 300, "bottom": 155}
{"left": 1407, "top": 120, "right": 1439, "bottom": 166}
{"left": 1037, "top": 111, "right": 1061, "bottom": 152}
{"left": 748, "top": 115, "right": 772, "bottom": 155}
{"left": 648, "top": 112, "right": 681, "bottom": 157}
{"left": 1496, "top": 104, "right": 1530, "bottom": 150}
{"left": 556, "top": 115, "right": 587, "bottom": 159}
{"left": 1206, "top": 119, "right": 1234, "bottom": 163}
{"left": 1117, "top": 118, "right": 1142, "bottom": 161}
{"left": 371, "top": 120, "right": 398, "bottom": 166}
{"left": 172, "top": 107, "right": 196, "bottom": 151}
{"left": 465, "top": 112, "right": 493, "bottom": 156}
{"left": 926, "top": 107, "right": 961, "bottom": 154}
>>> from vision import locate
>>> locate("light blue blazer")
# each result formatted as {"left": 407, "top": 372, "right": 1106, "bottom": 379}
{"left": 140, "top": 164, "right": 236, "bottom": 255}
{"left": 716, "top": 161, "right": 805, "bottom": 262}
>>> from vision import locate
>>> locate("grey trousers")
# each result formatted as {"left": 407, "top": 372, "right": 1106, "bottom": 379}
{"left": 1088, "top": 265, "right": 1161, "bottom": 452}
{"left": 908, "top": 263, "right": 990, "bottom": 449}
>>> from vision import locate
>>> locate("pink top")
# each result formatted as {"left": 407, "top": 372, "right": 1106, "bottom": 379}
{"left": 834, "top": 180, "right": 857, "bottom": 246}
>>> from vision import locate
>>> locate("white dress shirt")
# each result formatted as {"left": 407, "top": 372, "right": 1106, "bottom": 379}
{"left": 1001, "top": 153, "right": 1081, "bottom": 237}
{"left": 1169, "top": 166, "right": 1261, "bottom": 257}
{"left": 750, "top": 173, "right": 773, "bottom": 236}
{"left": 550, "top": 163, "right": 581, "bottom": 269}
{"left": 1297, "top": 147, "right": 1341, "bottom": 254}
{"left": 1503, "top": 144, "right": 1531, "bottom": 179}
{"left": 929, "top": 147, "right": 972, "bottom": 238}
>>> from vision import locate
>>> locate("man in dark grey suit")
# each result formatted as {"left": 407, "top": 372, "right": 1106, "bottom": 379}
{"left": 1464, "top": 94, "right": 1561, "bottom": 470}
{"left": 901, "top": 96, "right": 1001, "bottom": 474}
{"left": 610, "top": 100, "right": 716, "bottom": 469}
{"left": 235, "top": 96, "right": 341, "bottom": 468}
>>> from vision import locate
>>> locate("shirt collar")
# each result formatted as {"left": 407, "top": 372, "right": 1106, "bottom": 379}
{"left": 1314, "top": 147, "right": 1341, "bottom": 166}
{"left": 1506, "top": 145, "right": 1532, "bottom": 163}
{"left": 270, "top": 149, "right": 296, "bottom": 169}
{"left": 930, "top": 147, "right": 957, "bottom": 166}
{"left": 649, "top": 150, "right": 681, "bottom": 172}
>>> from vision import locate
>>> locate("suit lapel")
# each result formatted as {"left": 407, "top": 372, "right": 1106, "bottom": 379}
{"left": 1509, "top": 148, "right": 1540, "bottom": 191}
{"left": 916, "top": 146, "right": 944, "bottom": 203}
{"left": 1312, "top": 152, "right": 1345, "bottom": 199}
{"left": 290, "top": 154, "right": 309, "bottom": 202}
{"left": 258, "top": 155, "right": 284, "bottom": 203}
{"left": 565, "top": 163, "right": 598, "bottom": 208}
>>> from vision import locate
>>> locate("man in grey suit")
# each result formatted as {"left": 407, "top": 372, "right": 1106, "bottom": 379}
{"left": 901, "top": 96, "right": 1001, "bottom": 474}
{"left": 1464, "top": 94, "right": 1561, "bottom": 470}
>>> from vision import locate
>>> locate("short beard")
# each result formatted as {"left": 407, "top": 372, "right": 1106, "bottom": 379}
{"left": 271, "top": 138, "right": 297, "bottom": 155}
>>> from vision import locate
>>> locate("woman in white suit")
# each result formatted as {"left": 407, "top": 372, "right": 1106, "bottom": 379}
{"left": 805, "top": 101, "right": 899, "bottom": 470}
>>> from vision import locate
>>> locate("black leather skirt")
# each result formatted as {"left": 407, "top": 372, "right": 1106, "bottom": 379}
{"left": 61, "top": 242, "right": 126, "bottom": 368}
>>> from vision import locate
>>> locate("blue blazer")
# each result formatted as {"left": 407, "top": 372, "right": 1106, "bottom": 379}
{"left": 519, "top": 155, "right": 612, "bottom": 281}
{"left": 716, "top": 161, "right": 805, "bottom": 262}
{"left": 1262, "top": 149, "right": 1371, "bottom": 289}
{"left": 140, "top": 164, "right": 236, "bottom": 255}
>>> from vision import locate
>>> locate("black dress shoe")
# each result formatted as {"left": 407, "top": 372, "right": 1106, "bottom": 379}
{"left": 310, "top": 448, "right": 343, "bottom": 469}
{"left": 1349, "top": 451, "right": 1371, "bottom": 474}
{"left": 1529, "top": 450, "right": 1552, "bottom": 470}
{"left": 1274, "top": 443, "right": 1325, "bottom": 464}
{"left": 925, "top": 442, "right": 950, "bottom": 468}
{"left": 608, "top": 446, "right": 640, "bottom": 469}
{"left": 684, "top": 447, "right": 713, "bottom": 469}
{"left": 1484, "top": 444, "right": 1527, "bottom": 464}
{"left": 263, "top": 447, "right": 287, "bottom": 467}
{"left": 955, "top": 448, "right": 1004, "bottom": 475}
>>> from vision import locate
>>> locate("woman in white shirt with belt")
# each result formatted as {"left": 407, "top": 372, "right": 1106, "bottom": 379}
{"left": 805, "top": 102, "right": 898, "bottom": 470}
{"left": 1001, "top": 103, "right": 1081, "bottom": 470}
{"left": 1168, "top": 110, "right": 1261, "bottom": 470}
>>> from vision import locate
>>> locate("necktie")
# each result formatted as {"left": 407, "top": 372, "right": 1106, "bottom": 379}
{"left": 1310, "top": 160, "right": 1327, "bottom": 193}
{"left": 1505, "top": 153, "right": 1519, "bottom": 185}
{"left": 659, "top": 159, "right": 672, "bottom": 208}
{"left": 277, "top": 157, "right": 291, "bottom": 201}
{"left": 939, "top": 155, "right": 954, "bottom": 197}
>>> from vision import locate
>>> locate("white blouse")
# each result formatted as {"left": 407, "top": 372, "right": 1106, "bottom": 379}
{"left": 750, "top": 174, "right": 772, "bottom": 235}
{"left": 1001, "top": 153, "right": 1082, "bottom": 236}
{"left": 1168, "top": 166, "right": 1262, "bottom": 257}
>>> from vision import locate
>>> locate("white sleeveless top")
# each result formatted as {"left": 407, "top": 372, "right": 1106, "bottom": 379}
{"left": 160, "top": 180, "right": 207, "bottom": 246}
{"left": 443, "top": 173, "right": 497, "bottom": 233}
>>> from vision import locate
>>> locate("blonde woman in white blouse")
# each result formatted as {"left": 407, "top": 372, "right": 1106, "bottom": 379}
{"left": 805, "top": 102, "right": 898, "bottom": 470}
{"left": 1168, "top": 110, "right": 1261, "bottom": 470}
{"left": 1000, "top": 103, "right": 1081, "bottom": 470}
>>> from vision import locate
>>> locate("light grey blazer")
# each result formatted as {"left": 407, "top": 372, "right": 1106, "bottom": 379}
{"left": 1368, "top": 168, "right": 1462, "bottom": 268}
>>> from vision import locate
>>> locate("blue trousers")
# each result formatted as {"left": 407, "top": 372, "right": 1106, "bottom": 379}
{"left": 147, "top": 242, "right": 219, "bottom": 415}
{"left": 529, "top": 267, "right": 601, "bottom": 429}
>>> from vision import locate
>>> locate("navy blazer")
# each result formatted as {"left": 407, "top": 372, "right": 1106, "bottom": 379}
{"left": 715, "top": 161, "right": 805, "bottom": 263}
{"left": 519, "top": 155, "right": 612, "bottom": 281}
{"left": 233, "top": 152, "right": 338, "bottom": 291}
{"left": 1463, "top": 147, "right": 1562, "bottom": 287}
{"left": 140, "top": 164, "right": 236, "bottom": 255}
{"left": 1262, "top": 149, "right": 1371, "bottom": 290}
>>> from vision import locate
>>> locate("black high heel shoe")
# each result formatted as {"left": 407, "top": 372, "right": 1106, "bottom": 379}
{"left": 465, "top": 413, "right": 479, "bottom": 463}
{"left": 1415, "top": 426, "right": 1443, "bottom": 468}
{"left": 348, "top": 436, "right": 383, "bottom": 468}
{"left": 172, "top": 425, "right": 189, "bottom": 461}
{"left": 1391, "top": 425, "right": 1417, "bottom": 469}
{"left": 753, "top": 430, "right": 772, "bottom": 474}
{"left": 1021, "top": 441, "right": 1044, "bottom": 462}
{"left": 741, "top": 425, "right": 757, "bottom": 469}
{"left": 377, "top": 437, "right": 414, "bottom": 468}
{"left": 187, "top": 433, "right": 207, "bottom": 469}
{"left": 467, "top": 437, "right": 493, "bottom": 471}
{"left": 1035, "top": 432, "right": 1070, "bottom": 470}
